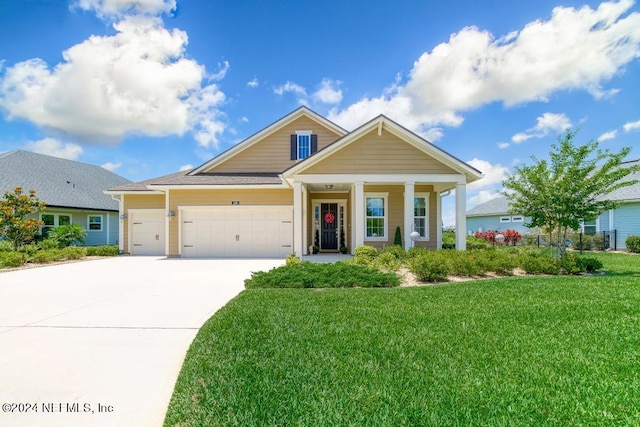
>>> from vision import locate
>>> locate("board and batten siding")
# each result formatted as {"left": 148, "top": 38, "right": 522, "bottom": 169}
{"left": 362, "top": 184, "right": 437, "bottom": 250}
{"left": 205, "top": 116, "right": 343, "bottom": 173}
{"left": 122, "top": 193, "right": 165, "bottom": 254}
{"left": 304, "top": 129, "right": 458, "bottom": 175}
{"left": 612, "top": 202, "right": 640, "bottom": 250}
{"left": 168, "top": 189, "right": 293, "bottom": 256}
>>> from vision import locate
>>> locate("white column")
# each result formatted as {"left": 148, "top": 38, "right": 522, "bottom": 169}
{"left": 404, "top": 182, "right": 415, "bottom": 251}
{"left": 436, "top": 191, "right": 442, "bottom": 250}
{"left": 302, "top": 184, "right": 308, "bottom": 255}
{"left": 118, "top": 195, "right": 124, "bottom": 253}
{"left": 165, "top": 189, "right": 171, "bottom": 256}
{"left": 455, "top": 183, "right": 467, "bottom": 251}
{"left": 293, "top": 181, "right": 303, "bottom": 257}
{"left": 354, "top": 181, "right": 364, "bottom": 250}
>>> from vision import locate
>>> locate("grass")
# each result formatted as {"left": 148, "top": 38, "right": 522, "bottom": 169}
{"left": 165, "top": 252, "right": 640, "bottom": 426}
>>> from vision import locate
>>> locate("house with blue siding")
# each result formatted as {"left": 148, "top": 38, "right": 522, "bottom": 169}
{"left": 0, "top": 150, "right": 131, "bottom": 246}
{"left": 466, "top": 159, "right": 640, "bottom": 250}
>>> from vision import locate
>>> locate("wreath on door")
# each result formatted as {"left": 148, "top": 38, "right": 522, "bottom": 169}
{"left": 324, "top": 212, "right": 335, "bottom": 224}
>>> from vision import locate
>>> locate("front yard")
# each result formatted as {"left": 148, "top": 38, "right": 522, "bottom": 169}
{"left": 165, "top": 252, "right": 640, "bottom": 426}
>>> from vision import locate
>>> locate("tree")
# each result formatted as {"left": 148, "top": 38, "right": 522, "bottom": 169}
{"left": 0, "top": 187, "right": 46, "bottom": 251}
{"left": 502, "top": 130, "right": 639, "bottom": 258}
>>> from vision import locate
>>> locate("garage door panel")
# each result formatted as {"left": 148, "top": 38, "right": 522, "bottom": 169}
{"left": 130, "top": 210, "right": 165, "bottom": 255}
{"left": 181, "top": 207, "right": 293, "bottom": 258}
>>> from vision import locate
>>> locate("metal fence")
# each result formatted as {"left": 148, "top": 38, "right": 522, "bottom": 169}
{"left": 527, "top": 230, "right": 617, "bottom": 252}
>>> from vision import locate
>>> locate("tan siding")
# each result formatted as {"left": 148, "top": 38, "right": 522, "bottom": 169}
{"left": 122, "top": 193, "right": 165, "bottom": 253}
{"left": 167, "top": 189, "right": 293, "bottom": 255}
{"left": 206, "top": 116, "right": 343, "bottom": 173}
{"left": 304, "top": 129, "right": 458, "bottom": 175}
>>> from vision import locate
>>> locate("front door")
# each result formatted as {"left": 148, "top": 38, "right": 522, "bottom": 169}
{"left": 321, "top": 203, "right": 338, "bottom": 250}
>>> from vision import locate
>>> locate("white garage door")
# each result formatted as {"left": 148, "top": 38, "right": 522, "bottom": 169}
{"left": 129, "top": 210, "right": 165, "bottom": 255}
{"left": 181, "top": 207, "right": 293, "bottom": 258}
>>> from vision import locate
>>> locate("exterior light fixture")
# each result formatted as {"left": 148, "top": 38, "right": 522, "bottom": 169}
{"left": 325, "top": 184, "right": 334, "bottom": 190}
{"left": 119, "top": 214, "right": 128, "bottom": 220}
{"left": 167, "top": 211, "right": 176, "bottom": 218}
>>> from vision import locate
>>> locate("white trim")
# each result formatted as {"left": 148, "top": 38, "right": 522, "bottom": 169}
{"left": 511, "top": 215, "right": 524, "bottom": 223}
{"left": 413, "top": 192, "right": 430, "bottom": 242}
{"left": 165, "top": 189, "right": 171, "bottom": 256}
{"left": 295, "top": 130, "right": 312, "bottom": 135}
{"left": 146, "top": 184, "right": 289, "bottom": 191}
{"left": 500, "top": 216, "right": 511, "bottom": 223}
{"left": 295, "top": 131, "right": 312, "bottom": 160}
{"left": 87, "top": 214, "right": 103, "bottom": 232}
{"left": 302, "top": 185, "right": 308, "bottom": 255}
{"left": 119, "top": 194, "right": 124, "bottom": 252}
{"left": 354, "top": 182, "right": 364, "bottom": 248}
{"left": 364, "top": 192, "right": 389, "bottom": 241}
{"left": 311, "top": 199, "right": 348, "bottom": 251}
{"left": 455, "top": 183, "right": 467, "bottom": 250}
{"left": 293, "top": 182, "right": 303, "bottom": 256}
{"left": 106, "top": 212, "right": 110, "bottom": 245}
{"left": 404, "top": 183, "right": 415, "bottom": 251}
{"left": 190, "top": 107, "right": 347, "bottom": 175}
{"left": 436, "top": 191, "right": 442, "bottom": 250}
{"left": 40, "top": 212, "right": 73, "bottom": 235}
{"left": 609, "top": 209, "right": 614, "bottom": 232}
{"left": 104, "top": 190, "right": 164, "bottom": 195}
{"left": 290, "top": 173, "right": 467, "bottom": 185}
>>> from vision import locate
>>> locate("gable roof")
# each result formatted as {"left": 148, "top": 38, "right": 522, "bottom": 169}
{"left": 189, "top": 106, "right": 348, "bottom": 175}
{"left": 283, "top": 114, "right": 483, "bottom": 181}
{"left": 0, "top": 150, "right": 131, "bottom": 211}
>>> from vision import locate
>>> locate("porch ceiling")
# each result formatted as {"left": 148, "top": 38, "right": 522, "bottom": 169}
{"left": 306, "top": 183, "right": 351, "bottom": 192}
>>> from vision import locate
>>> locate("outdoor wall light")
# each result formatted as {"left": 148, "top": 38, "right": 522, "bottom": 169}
{"left": 325, "top": 184, "right": 334, "bottom": 190}
{"left": 119, "top": 214, "right": 128, "bottom": 220}
{"left": 167, "top": 211, "right": 176, "bottom": 218}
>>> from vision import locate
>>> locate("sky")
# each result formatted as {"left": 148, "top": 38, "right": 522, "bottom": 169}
{"left": 0, "top": 0, "right": 639, "bottom": 225}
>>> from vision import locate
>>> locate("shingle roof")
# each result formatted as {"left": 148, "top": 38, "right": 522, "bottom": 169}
{"left": 0, "top": 150, "right": 131, "bottom": 211}
{"left": 108, "top": 169, "right": 283, "bottom": 191}
{"left": 467, "top": 197, "right": 511, "bottom": 216}
{"left": 467, "top": 159, "right": 640, "bottom": 216}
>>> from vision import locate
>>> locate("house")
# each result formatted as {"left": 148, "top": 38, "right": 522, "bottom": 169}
{"left": 466, "top": 159, "right": 640, "bottom": 250}
{"left": 106, "top": 107, "right": 482, "bottom": 257}
{"left": 0, "top": 150, "right": 131, "bottom": 246}
{"left": 466, "top": 197, "right": 534, "bottom": 236}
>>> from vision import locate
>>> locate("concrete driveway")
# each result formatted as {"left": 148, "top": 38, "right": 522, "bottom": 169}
{"left": 0, "top": 256, "right": 284, "bottom": 427}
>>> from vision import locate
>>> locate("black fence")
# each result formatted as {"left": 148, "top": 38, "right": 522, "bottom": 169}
{"left": 529, "top": 230, "right": 617, "bottom": 252}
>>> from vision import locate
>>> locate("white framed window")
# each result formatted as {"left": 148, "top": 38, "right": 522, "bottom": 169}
{"left": 500, "top": 216, "right": 511, "bottom": 223}
{"left": 296, "top": 131, "right": 311, "bottom": 160}
{"left": 581, "top": 219, "right": 597, "bottom": 235}
{"left": 413, "top": 193, "right": 430, "bottom": 240}
{"left": 511, "top": 216, "right": 524, "bottom": 223}
{"left": 365, "top": 193, "right": 388, "bottom": 241}
{"left": 40, "top": 213, "right": 72, "bottom": 236}
{"left": 88, "top": 215, "right": 103, "bottom": 231}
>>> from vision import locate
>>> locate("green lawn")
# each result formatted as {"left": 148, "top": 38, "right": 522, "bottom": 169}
{"left": 165, "top": 252, "right": 640, "bottom": 426}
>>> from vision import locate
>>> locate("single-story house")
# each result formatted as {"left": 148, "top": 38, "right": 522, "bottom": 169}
{"left": 0, "top": 150, "right": 131, "bottom": 246}
{"left": 466, "top": 159, "right": 640, "bottom": 250}
{"left": 106, "top": 107, "right": 482, "bottom": 257}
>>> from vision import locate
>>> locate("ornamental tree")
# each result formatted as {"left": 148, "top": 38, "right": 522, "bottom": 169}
{"left": 0, "top": 187, "right": 47, "bottom": 251}
{"left": 502, "top": 130, "right": 639, "bottom": 258}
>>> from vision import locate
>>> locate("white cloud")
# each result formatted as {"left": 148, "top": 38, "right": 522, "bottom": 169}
{"left": 329, "top": 1, "right": 640, "bottom": 135}
{"left": 423, "top": 127, "right": 444, "bottom": 142}
{"left": 240, "top": 116, "right": 249, "bottom": 123}
{"left": 598, "top": 130, "right": 618, "bottom": 141}
{"left": 511, "top": 112, "right": 572, "bottom": 143}
{"left": 623, "top": 119, "right": 640, "bottom": 132}
{"left": 468, "top": 190, "right": 502, "bottom": 207}
{"left": 73, "top": 0, "right": 176, "bottom": 19}
{"left": 179, "top": 163, "right": 193, "bottom": 171}
{"left": 101, "top": 161, "right": 122, "bottom": 171}
{"left": 466, "top": 158, "right": 509, "bottom": 191}
{"left": 312, "top": 78, "right": 342, "bottom": 104}
{"left": 497, "top": 142, "right": 510, "bottom": 149}
{"left": 274, "top": 81, "right": 307, "bottom": 105}
{"left": 0, "top": 16, "right": 227, "bottom": 149}
{"left": 247, "top": 77, "right": 259, "bottom": 88}
{"left": 25, "top": 138, "right": 83, "bottom": 160}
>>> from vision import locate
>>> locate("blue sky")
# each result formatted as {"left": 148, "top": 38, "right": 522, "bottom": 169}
{"left": 1, "top": 0, "right": 639, "bottom": 225}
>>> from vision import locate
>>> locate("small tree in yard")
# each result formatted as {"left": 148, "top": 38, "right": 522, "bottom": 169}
{"left": 0, "top": 187, "right": 46, "bottom": 251}
{"left": 503, "top": 130, "right": 639, "bottom": 258}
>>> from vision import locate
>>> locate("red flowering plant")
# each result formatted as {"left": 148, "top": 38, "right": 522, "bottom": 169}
{"left": 503, "top": 229, "right": 522, "bottom": 246}
{"left": 474, "top": 230, "right": 497, "bottom": 244}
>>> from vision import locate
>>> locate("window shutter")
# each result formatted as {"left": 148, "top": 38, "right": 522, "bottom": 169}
{"left": 310, "top": 134, "right": 318, "bottom": 154}
{"left": 290, "top": 135, "right": 297, "bottom": 160}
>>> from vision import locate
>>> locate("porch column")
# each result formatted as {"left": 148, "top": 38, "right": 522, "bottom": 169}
{"left": 404, "top": 182, "right": 415, "bottom": 251}
{"left": 293, "top": 181, "right": 304, "bottom": 256}
{"left": 118, "top": 194, "right": 124, "bottom": 253}
{"left": 354, "top": 181, "right": 364, "bottom": 250}
{"left": 302, "top": 184, "right": 308, "bottom": 255}
{"left": 436, "top": 191, "right": 442, "bottom": 250}
{"left": 455, "top": 183, "right": 467, "bottom": 251}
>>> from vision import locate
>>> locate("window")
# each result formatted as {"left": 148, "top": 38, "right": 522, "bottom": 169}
{"left": 88, "top": 215, "right": 103, "bottom": 231}
{"left": 500, "top": 216, "right": 511, "bottom": 223}
{"left": 413, "top": 193, "right": 429, "bottom": 239}
{"left": 297, "top": 133, "right": 310, "bottom": 160}
{"left": 40, "top": 213, "right": 72, "bottom": 237}
{"left": 511, "top": 216, "right": 524, "bottom": 223}
{"left": 582, "top": 219, "right": 597, "bottom": 235}
{"left": 365, "top": 194, "right": 387, "bottom": 240}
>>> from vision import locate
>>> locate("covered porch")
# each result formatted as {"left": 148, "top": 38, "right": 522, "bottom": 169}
{"left": 291, "top": 175, "right": 468, "bottom": 255}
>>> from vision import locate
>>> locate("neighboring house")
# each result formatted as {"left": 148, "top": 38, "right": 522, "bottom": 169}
{"left": 466, "top": 159, "right": 640, "bottom": 250}
{"left": 107, "top": 107, "right": 482, "bottom": 257}
{"left": 0, "top": 150, "right": 131, "bottom": 246}
{"left": 466, "top": 197, "right": 533, "bottom": 236}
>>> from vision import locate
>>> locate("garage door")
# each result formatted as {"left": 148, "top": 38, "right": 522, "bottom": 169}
{"left": 129, "top": 210, "right": 165, "bottom": 255}
{"left": 181, "top": 207, "right": 293, "bottom": 257}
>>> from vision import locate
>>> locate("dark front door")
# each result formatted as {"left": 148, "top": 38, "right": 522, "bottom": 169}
{"left": 321, "top": 203, "right": 338, "bottom": 250}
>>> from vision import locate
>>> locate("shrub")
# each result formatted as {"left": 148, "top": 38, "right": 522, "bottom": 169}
{"left": 32, "top": 249, "right": 64, "bottom": 264}
{"left": 571, "top": 234, "right": 594, "bottom": 251}
{"left": 592, "top": 233, "right": 609, "bottom": 251}
{"left": 0, "top": 251, "right": 25, "bottom": 267}
{"left": 447, "top": 251, "right": 485, "bottom": 277}
{"left": 558, "top": 253, "right": 581, "bottom": 275}
{"left": 394, "top": 226, "right": 402, "bottom": 246}
{"left": 576, "top": 256, "right": 603, "bottom": 273}
{"left": 626, "top": 236, "right": 640, "bottom": 253}
{"left": 286, "top": 253, "right": 302, "bottom": 266}
{"left": 245, "top": 262, "right": 400, "bottom": 288}
{"left": 519, "top": 251, "right": 560, "bottom": 275}
{"left": 61, "top": 246, "right": 87, "bottom": 260}
{"left": 374, "top": 252, "right": 402, "bottom": 272}
{"left": 466, "top": 236, "right": 491, "bottom": 250}
{"left": 408, "top": 252, "right": 450, "bottom": 282}
{"left": 351, "top": 245, "right": 378, "bottom": 266}
{"left": 49, "top": 224, "right": 87, "bottom": 248}
{"left": 86, "top": 245, "right": 119, "bottom": 256}
{"left": 0, "top": 240, "right": 13, "bottom": 252}
{"left": 38, "top": 238, "right": 60, "bottom": 250}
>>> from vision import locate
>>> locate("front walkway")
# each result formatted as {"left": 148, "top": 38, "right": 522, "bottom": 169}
{"left": 302, "top": 253, "right": 353, "bottom": 263}
{"left": 0, "top": 257, "right": 284, "bottom": 427}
